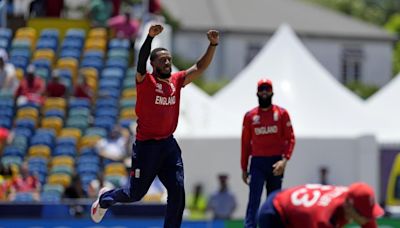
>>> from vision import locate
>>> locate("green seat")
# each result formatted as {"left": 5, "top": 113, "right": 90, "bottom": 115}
{"left": 119, "top": 99, "right": 136, "bottom": 110}
{"left": 43, "top": 184, "right": 65, "bottom": 195}
{"left": 12, "top": 39, "right": 32, "bottom": 49}
{"left": 35, "top": 68, "right": 50, "bottom": 82}
{"left": 66, "top": 117, "right": 89, "bottom": 131}
{"left": 69, "top": 108, "right": 91, "bottom": 119}
{"left": 105, "top": 175, "right": 125, "bottom": 188}
{"left": 126, "top": 68, "right": 136, "bottom": 78}
{"left": 1, "top": 156, "right": 23, "bottom": 166}
{"left": 11, "top": 136, "right": 28, "bottom": 152}
{"left": 85, "top": 127, "right": 107, "bottom": 138}
{"left": 0, "top": 90, "right": 14, "bottom": 99}
{"left": 50, "top": 165, "right": 73, "bottom": 176}
{"left": 108, "top": 49, "right": 129, "bottom": 60}
{"left": 123, "top": 78, "right": 136, "bottom": 90}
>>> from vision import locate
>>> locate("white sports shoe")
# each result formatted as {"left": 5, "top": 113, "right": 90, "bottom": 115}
{"left": 91, "top": 187, "right": 111, "bottom": 223}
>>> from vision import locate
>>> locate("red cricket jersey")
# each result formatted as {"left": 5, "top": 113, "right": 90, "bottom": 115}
{"left": 273, "top": 184, "right": 378, "bottom": 228}
{"left": 241, "top": 105, "right": 295, "bottom": 171}
{"left": 135, "top": 71, "right": 186, "bottom": 140}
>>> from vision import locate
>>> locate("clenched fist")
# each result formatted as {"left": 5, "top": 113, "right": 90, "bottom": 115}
{"left": 149, "top": 24, "right": 164, "bottom": 37}
{"left": 207, "top": 30, "right": 219, "bottom": 45}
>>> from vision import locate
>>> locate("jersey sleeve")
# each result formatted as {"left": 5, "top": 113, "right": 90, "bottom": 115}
{"left": 241, "top": 112, "right": 252, "bottom": 172}
{"left": 176, "top": 70, "right": 187, "bottom": 88}
{"left": 281, "top": 109, "right": 295, "bottom": 160}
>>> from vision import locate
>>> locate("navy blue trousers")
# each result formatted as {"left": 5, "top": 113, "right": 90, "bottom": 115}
{"left": 258, "top": 190, "right": 284, "bottom": 228}
{"left": 99, "top": 136, "right": 185, "bottom": 228}
{"left": 244, "top": 156, "right": 283, "bottom": 228}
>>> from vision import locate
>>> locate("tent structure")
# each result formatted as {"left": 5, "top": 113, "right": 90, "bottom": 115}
{"left": 366, "top": 74, "right": 400, "bottom": 145}
{"left": 214, "top": 24, "right": 368, "bottom": 137}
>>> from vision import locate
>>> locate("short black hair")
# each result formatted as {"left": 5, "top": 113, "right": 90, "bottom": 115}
{"left": 150, "top": 47, "right": 168, "bottom": 61}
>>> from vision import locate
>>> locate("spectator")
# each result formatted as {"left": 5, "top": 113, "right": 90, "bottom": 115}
{"left": 0, "top": 49, "right": 18, "bottom": 94}
{"left": 111, "top": 0, "right": 121, "bottom": 17}
{"left": 8, "top": 163, "right": 40, "bottom": 201}
{"left": 0, "top": 127, "right": 10, "bottom": 154}
{"left": 208, "top": 174, "right": 237, "bottom": 220}
{"left": 15, "top": 64, "right": 45, "bottom": 106}
{"left": 73, "top": 76, "right": 93, "bottom": 101}
{"left": 29, "top": 0, "right": 46, "bottom": 17}
{"left": 186, "top": 183, "right": 207, "bottom": 220}
{"left": 87, "top": 172, "right": 114, "bottom": 199}
{"left": 96, "top": 125, "right": 129, "bottom": 163}
{"left": 319, "top": 166, "right": 330, "bottom": 185}
{"left": 45, "top": 70, "right": 67, "bottom": 98}
{"left": 45, "top": 0, "right": 64, "bottom": 17}
{"left": 108, "top": 12, "right": 139, "bottom": 46}
{"left": 0, "top": 164, "right": 12, "bottom": 201}
{"left": 88, "top": 0, "right": 113, "bottom": 27}
{"left": 149, "top": 0, "right": 162, "bottom": 15}
{"left": 64, "top": 175, "right": 86, "bottom": 217}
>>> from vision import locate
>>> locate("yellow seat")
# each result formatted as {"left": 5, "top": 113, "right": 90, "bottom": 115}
{"left": 44, "top": 97, "right": 67, "bottom": 111}
{"left": 120, "top": 108, "right": 137, "bottom": 119}
{"left": 57, "top": 58, "right": 78, "bottom": 82}
{"left": 79, "top": 135, "right": 101, "bottom": 149}
{"left": 88, "top": 28, "right": 107, "bottom": 39}
{"left": 51, "top": 155, "right": 74, "bottom": 168}
{"left": 33, "top": 49, "right": 55, "bottom": 64}
{"left": 84, "top": 38, "right": 107, "bottom": 51}
{"left": 15, "top": 27, "right": 37, "bottom": 44}
{"left": 16, "top": 68, "right": 24, "bottom": 81}
{"left": 41, "top": 117, "right": 63, "bottom": 135}
{"left": 47, "top": 173, "right": 71, "bottom": 188}
{"left": 28, "top": 145, "right": 51, "bottom": 159}
{"left": 79, "top": 67, "right": 98, "bottom": 81}
{"left": 86, "top": 77, "right": 98, "bottom": 93}
{"left": 122, "top": 88, "right": 137, "bottom": 99}
{"left": 59, "top": 128, "right": 82, "bottom": 142}
{"left": 17, "top": 107, "right": 39, "bottom": 120}
{"left": 105, "top": 163, "right": 127, "bottom": 176}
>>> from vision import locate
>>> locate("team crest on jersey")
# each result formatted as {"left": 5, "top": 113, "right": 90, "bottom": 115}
{"left": 273, "top": 111, "right": 279, "bottom": 121}
{"left": 156, "top": 83, "right": 163, "bottom": 94}
{"left": 252, "top": 115, "right": 260, "bottom": 125}
{"left": 170, "top": 82, "right": 176, "bottom": 94}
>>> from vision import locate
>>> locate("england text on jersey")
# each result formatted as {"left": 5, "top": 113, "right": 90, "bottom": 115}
{"left": 155, "top": 95, "right": 176, "bottom": 106}
{"left": 254, "top": 125, "right": 278, "bottom": 135}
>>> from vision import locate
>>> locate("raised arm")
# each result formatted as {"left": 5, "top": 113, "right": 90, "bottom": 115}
{"left": 183, "top": 30, "right": 219, "bottom": 86}
{"left": 136, "top": 24, "right": 163, "bottom": 83}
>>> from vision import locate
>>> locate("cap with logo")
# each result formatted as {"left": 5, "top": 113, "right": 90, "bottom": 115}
{"left": 347, "top": 182, "right": 384, "bottom": 219}
{"left": 257, "top": 79, "right": 273, "bottom": 92}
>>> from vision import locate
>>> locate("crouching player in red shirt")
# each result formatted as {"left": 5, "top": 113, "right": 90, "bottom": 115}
{"left": 242, "top": 79, "right": 295, "bottom": 228}
{"left": 258, "top": 182, "right": 384, "bottom": 228}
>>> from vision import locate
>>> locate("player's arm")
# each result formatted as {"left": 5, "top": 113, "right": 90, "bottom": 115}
{"left": 182, "top": 30, "right": 219, "bottom": 86}
{"left": 136, "top": 24, "right": 163, "bottom": 83}
{"left": 282, "top": 109, "right": 295, "bottom": 160}
{"left": 241, "top": 113, "right": 252, "bottom": 185}
{"left": 272, "top": 109, "right": 295, "bottom": 176}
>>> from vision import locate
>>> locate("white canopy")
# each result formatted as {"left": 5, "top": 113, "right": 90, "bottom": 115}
{"left": 366, "top": 74, "right": 400, "bottom": 144}
{"left": 214, "top": 24, "right": 368, "bottom": 137}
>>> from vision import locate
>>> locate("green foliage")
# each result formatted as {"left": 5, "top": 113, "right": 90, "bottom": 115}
{"left": 345, "top": 81, "right": 380, "bottom": 99}
{"left": 385, "top": 13, "right": 400, "bottom": 34}
{"left": 304, "top": 0, "right": 391, "bottom": 25}
{"left": 392, "top": 41, "right": 400, "bottom": 74}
